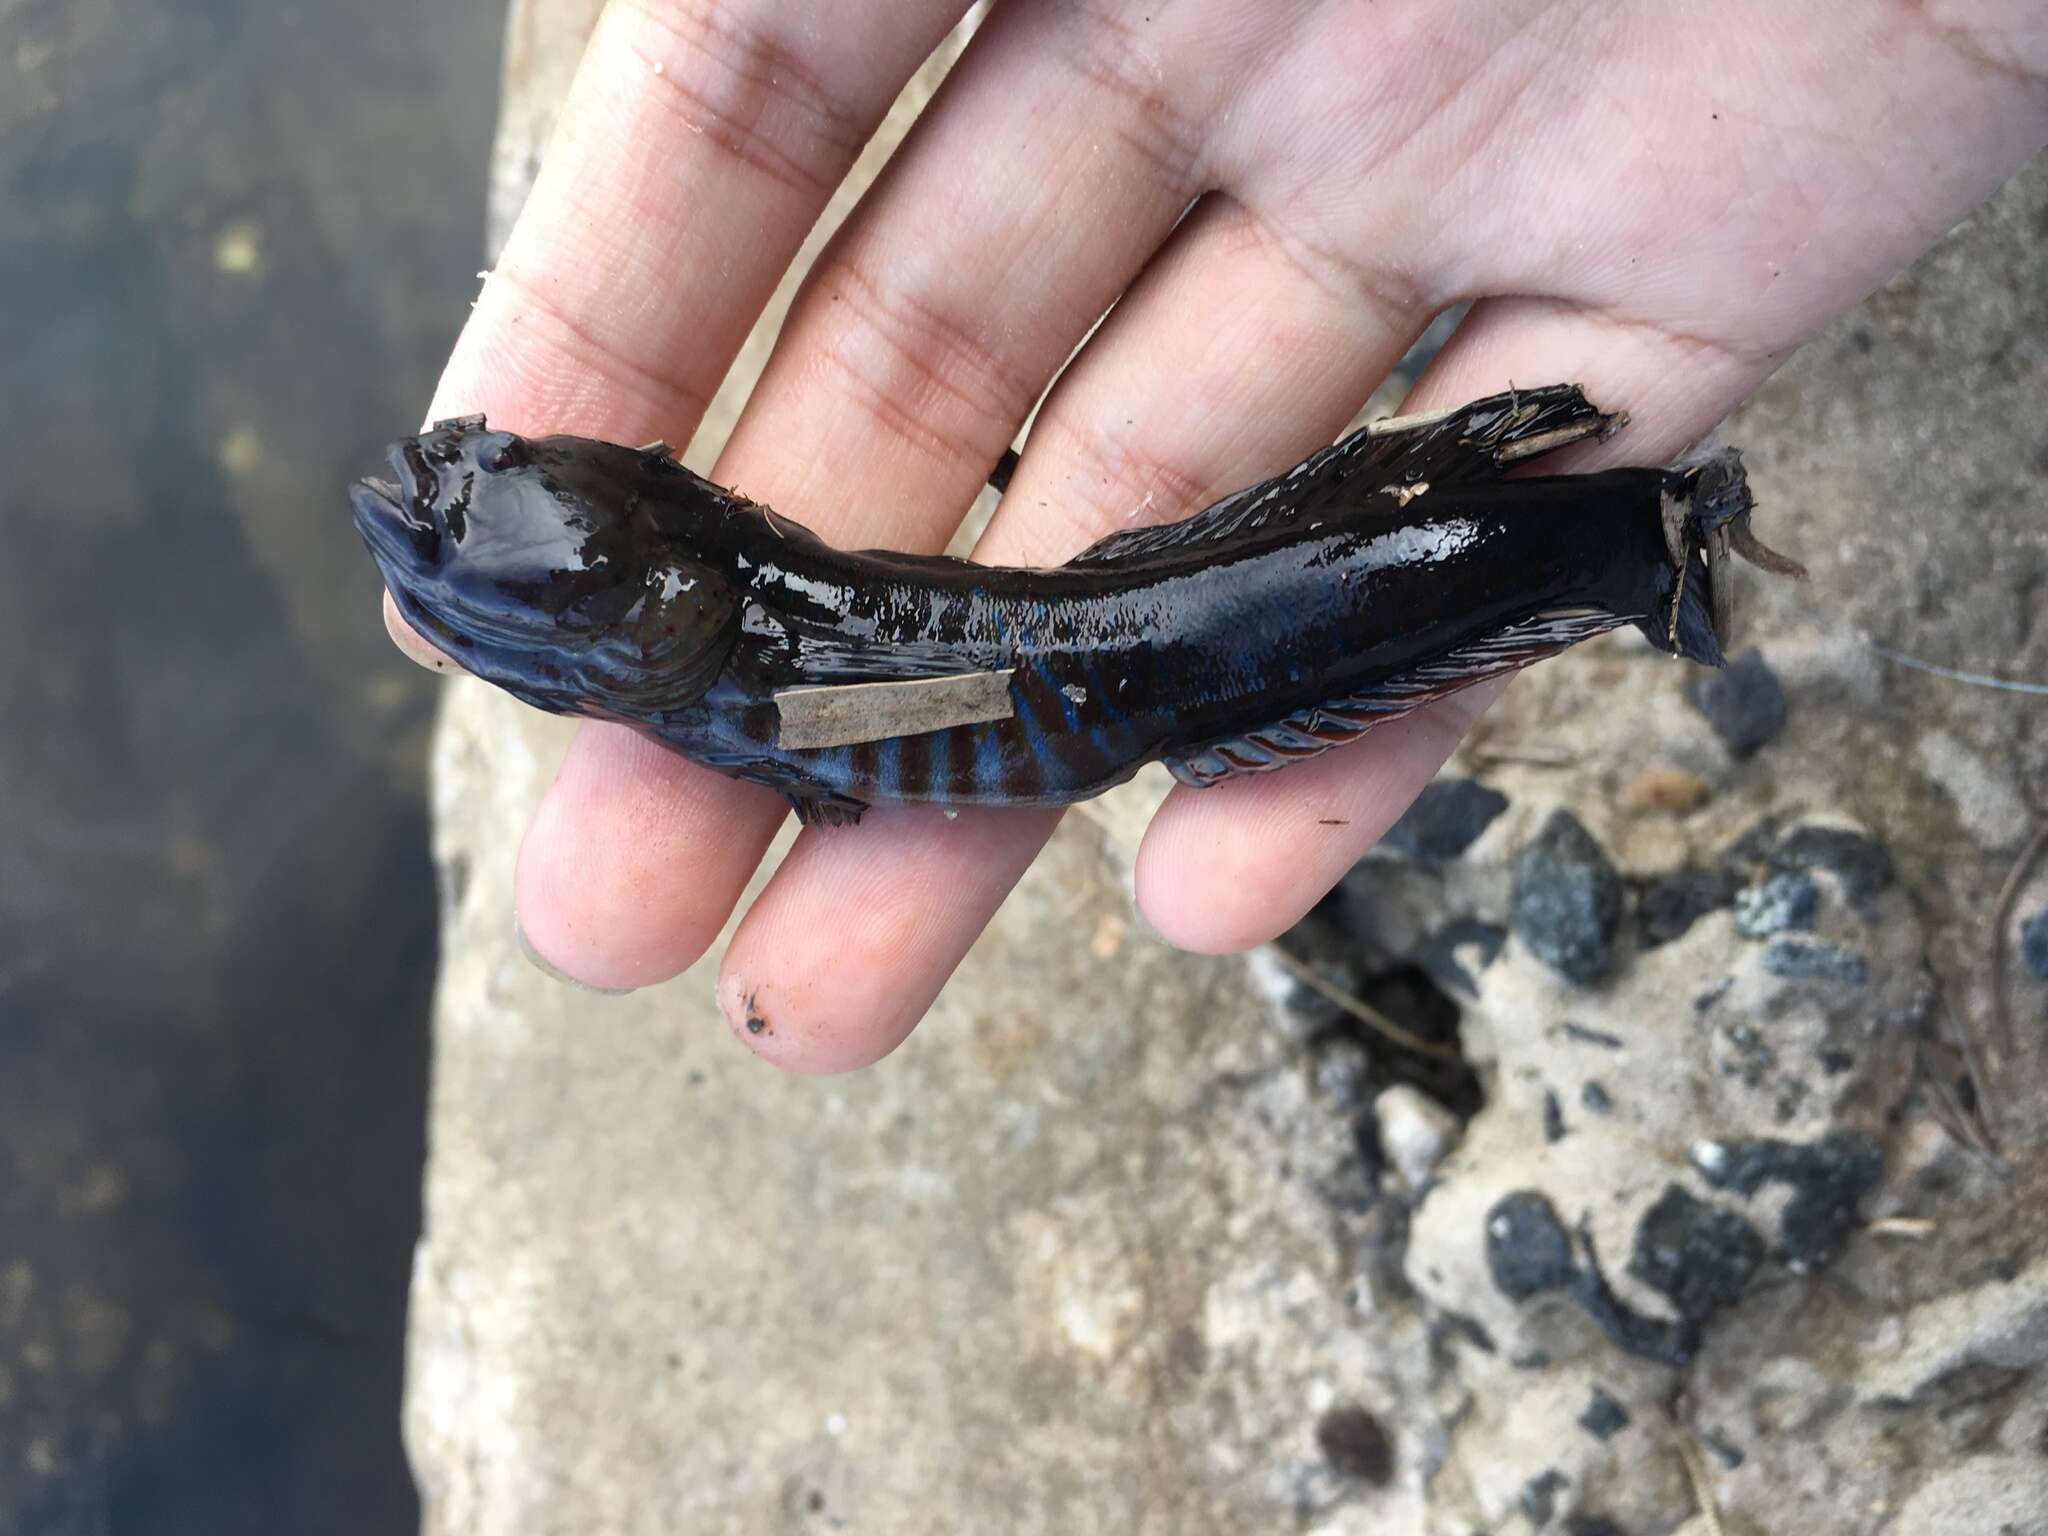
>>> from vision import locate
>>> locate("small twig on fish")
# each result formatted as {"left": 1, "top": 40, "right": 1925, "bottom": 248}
{"left": 1988, "top": 821, "right": 2048, "bottom": 1067}
{"left": 1263, "top": 946, "right": 1465, "bottom": 1065}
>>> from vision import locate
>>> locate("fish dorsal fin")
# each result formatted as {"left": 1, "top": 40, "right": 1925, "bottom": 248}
{"left": 1162, "top": 608, "right": 1624, "bottom": 788}
{"left": 1066, "top": 385, "right": 1622, "bottom": 569}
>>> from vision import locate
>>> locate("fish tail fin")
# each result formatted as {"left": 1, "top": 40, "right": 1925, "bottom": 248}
{"left": 1643, "top": 446, "right": 1807, "bottom": 666}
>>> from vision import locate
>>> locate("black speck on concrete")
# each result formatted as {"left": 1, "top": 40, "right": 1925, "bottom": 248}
{"left": 1627, "top": 1185, "right": 1765, "bottom": 1326}
{"left": 1563, "top": 1519, "right": 1627, "bottom": 1536}
{"left": 1520, "top": 1469, "right": 1570, "bottom": 1527}
{"left": 1637, "top": 866, "right": 1742, "bottom": 949}
{"left": 1581, "top": 1080, "right": 1613, "bottom": 1114}
{"left": 1693, "top": 1132, "right": 1883, "bottom": 1271}
{"left": 1563, "top": 1021, "right": 1624, "bottom": 1049}
{"left": 1578, "top": 1388, "right": 1630, "bottom": 1441}
{"left": 1760, "top": 938, "right": 1870, "bottom": 987}
{"left": 1315, "top": 1404, "right": 1395, "bottom": 1486}
{"left": 1818, "top": 1048, "right": 1855, "bottom": 1075}
{"left": 1381, "top": 778, "right": 1509, "bottom": 860}
{"left": 1686, "top": 648, "right": 1787, "bottom": 757}
{"left": 2020, "top": 909, "right": 2048, "bottom": 981}
{"left": 1486, "top": 1191, "right": 1576, "bottom": 1301}
{"left": 1701, "top": 1429, "right": 1746, "bottom": 1469}
{"left": 1512, "top": 811, "right": 1625, "bottom": 985}
{"left": 1733, "top": 871, "right": 1820, "bottom": 938}
{"left": 1770, "top": 825, "right": 1894, "bottom": 912}
{"left": 1543, "top": 1089, "right": 1566, "bottom": 1143}
{"left": 1435, "top": 1309, "right": 1497, "bottom": 1355}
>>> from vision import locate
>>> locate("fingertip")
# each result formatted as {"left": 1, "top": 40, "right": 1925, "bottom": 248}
{"left": 513, "top": 723, "right": 782, "bottom": 993}
{"left": 716, "top": 806, "right": 1059, "bottom": 1074}
{"left": 382, "top": 591, "right": 459, "bottom": 674}
{"left": 716, "top": 969, "right": 913, "bottom": 1076}
{"left": 1134, "top": 792, "right": 1323, "bottom": 955}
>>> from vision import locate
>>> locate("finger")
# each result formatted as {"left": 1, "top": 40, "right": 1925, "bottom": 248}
{"left": 431, "top": 0, "right": 974, "bottom": 439}
{"left": 516, "top": 725, "right": 783, "bottom": 993}
{"left": 466, "top": 0, "right": 973, "bottom": 985}
{"left": 717, "top": 193, "right": 1436, "bottom": 1068}
{"left": 708, "top": 0, "right": 1268, "bottom": 533}
{"left": 974, "top": 194, "right": 1430, "bottom": 565}
{"left": 1135, "top": 293, "right": 1773, "bottom": 953}
{"left": 714, "top": 806, "right": 1058, "bottom": 1074}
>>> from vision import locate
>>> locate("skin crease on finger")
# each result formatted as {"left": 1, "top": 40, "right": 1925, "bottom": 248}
{"left": 390, "top": 0, "right": 2048, "bottom": 1068}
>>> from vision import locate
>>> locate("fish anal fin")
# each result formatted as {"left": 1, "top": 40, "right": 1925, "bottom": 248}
{"left": 1163, "top": 609, "right": 1624, "bottom": 789}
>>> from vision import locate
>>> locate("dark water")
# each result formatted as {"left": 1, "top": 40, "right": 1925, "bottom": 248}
{"left": 1, "top": 0, "right": 501, "bottom": 1528}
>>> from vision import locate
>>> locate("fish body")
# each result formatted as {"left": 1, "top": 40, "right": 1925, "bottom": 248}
{"left": 352, "top": 386, "right": 1780, "bottom": 824}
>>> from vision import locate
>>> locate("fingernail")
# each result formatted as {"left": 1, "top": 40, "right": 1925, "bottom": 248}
{"left": 514, "top": 915, "right": 638, "bottom": 996}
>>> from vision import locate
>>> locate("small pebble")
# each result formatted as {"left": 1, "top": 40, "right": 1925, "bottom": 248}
{"left": 2020, "top": 909, "right": 2048, "bottom": 981}
{"left": 1638, "top": 866, "right": 1741, "bottom": 949}
{"left": 1733, "top": 871, "right": 1820, "bottom": 937}
{"left": 1686, "top": 648, "right": 1788, "bottom": 757}
{"left": 1375, "top": 1085, "right": 1461, "bottom": 1189}
{"left": 1315, "top": 1405, "right": 1395, "bottom": 1486}
{"left": 1761, "top": 938, "right": 1870, "bottom": 987}
{"left": 1624, "top": 766, "right": 1710, "bottom": 814}
{"left": 1578, "top": 1388, "right": 1631, "bottom": 1442}
{"left": 1627, "top": 1185, "right": 1764, "bottom": 1325}
{"left": 1770, "top": 825, "right": 1894, "bottom": 911}
{"left": 1511, "top": 811, "right": 1625, "bottom": 985}
{"left": 1380, "top": 778, "right": 1509, "bottom": 860}
{"left": 1486, "top": 1191, "right": 1576, "bottom": 1301}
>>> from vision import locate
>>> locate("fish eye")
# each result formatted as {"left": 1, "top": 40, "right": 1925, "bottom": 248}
{"left": 477, "top": 434, "right": 529, "bottom": 473}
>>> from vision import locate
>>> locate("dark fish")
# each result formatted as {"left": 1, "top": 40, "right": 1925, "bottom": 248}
{"left": 351, "top": 385, "right": 1799, "bottom": 825}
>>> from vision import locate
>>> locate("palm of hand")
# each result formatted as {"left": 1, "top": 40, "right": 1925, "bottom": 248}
{"left": 395, "top": 0, "right": 2044, "bottom": 1069}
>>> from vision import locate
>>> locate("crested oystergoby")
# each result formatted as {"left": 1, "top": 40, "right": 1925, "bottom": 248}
{"left": 352, "top": 385, "right": 1800, "bottom": 826}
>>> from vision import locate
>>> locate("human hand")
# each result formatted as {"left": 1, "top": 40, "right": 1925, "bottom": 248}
{"left": 391, "top": 0, "right": 2044, "bottom": 1070}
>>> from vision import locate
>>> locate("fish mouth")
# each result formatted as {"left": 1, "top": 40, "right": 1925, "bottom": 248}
{"left": 350, "top": 472, "right": 439, "bottom": 568}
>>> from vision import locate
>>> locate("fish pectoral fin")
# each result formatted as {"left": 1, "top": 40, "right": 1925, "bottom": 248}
{"left": 1065, "top": 386, "right": 1624, "bottom": 570}
{"left": 1163, "top": 609, "right": 1625, "bottom": 789}
{"left": 788, "top": 790, "right": 869, "bottom": 828}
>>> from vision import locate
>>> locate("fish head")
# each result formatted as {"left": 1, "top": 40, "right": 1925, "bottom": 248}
{"left": 352, "top": 417, "right": 739, "bottom": 716}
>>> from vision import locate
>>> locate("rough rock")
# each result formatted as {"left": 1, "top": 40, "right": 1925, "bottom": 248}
{"left": 1380, "top": 780, "right": 1510, "bottom": 861}
{"left": 1625, "top": 1186, "right": 1765, "bottom": 1327}
{"left": 406, "top": 19, "right": 2048, "bottom": 1535}
{"left": 1731, "top": 871, "right": 1820, "bottom": 937}
{"left": 1510, "top": 811, "right": 1626, "bottom": 985}
{"left": 1685, "top": 648, "right": 1788, "bottom": 758}
{"left": 2022, "top": 909, "right": 2048, "bottom": 981}
{"left": 1636, "top": 866, "right": 1741, "bottom": 949}
{"left": 1374, "top": 1085, "right": 1461, "bottom": 1192}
